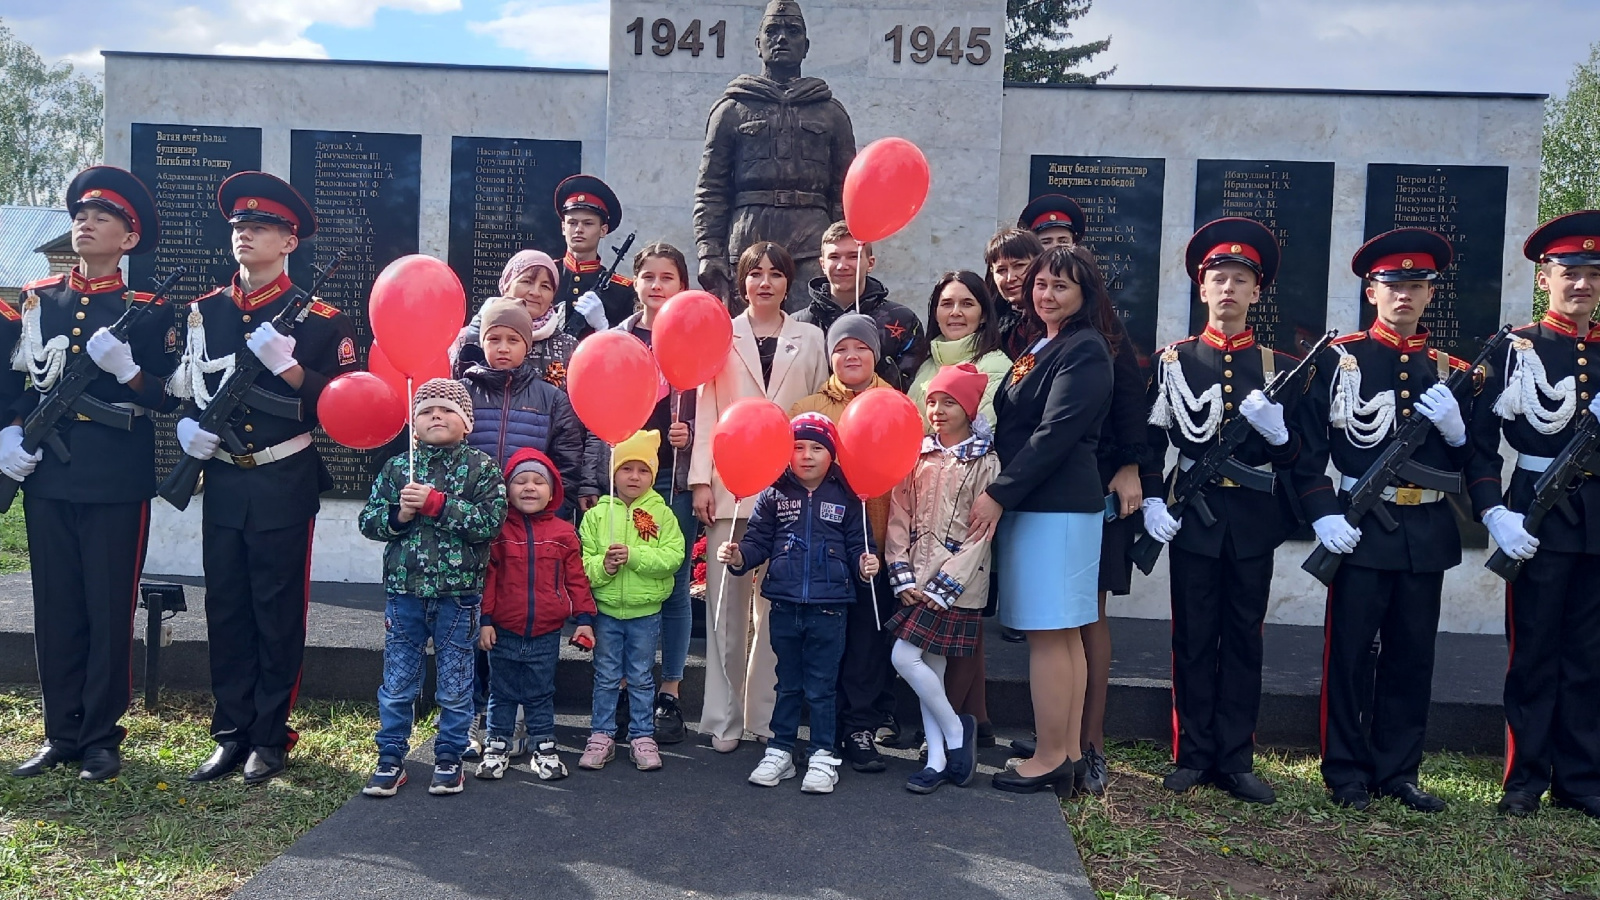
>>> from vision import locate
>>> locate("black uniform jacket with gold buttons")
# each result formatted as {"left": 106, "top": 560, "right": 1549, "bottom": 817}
{"left": 186, "top": 271, "right": 357, "bottom": 531}
{"left": 1139, "top": 326, "right": 1303, "bottom": 559}
{"left": 559, "top": 252, "right": 635, "bottom": 340}
{"left": 9, "top": 270, "right": 178, "bottom": 503}
{"left": 1292, "top": 322, "right": 1474, "bottom": 573}
{"left": 1467, "top": 311, "right": 1600, "bottom": 553}
{"left": 0, "top": 298, "right": 22, "bottom": 418}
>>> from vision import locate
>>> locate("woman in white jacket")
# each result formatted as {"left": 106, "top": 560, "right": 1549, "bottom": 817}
{"left": 690, "top": 242, "right": 829, "bottom": 751}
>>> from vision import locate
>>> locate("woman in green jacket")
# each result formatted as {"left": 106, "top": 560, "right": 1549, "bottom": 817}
{"left": 908, "top": 271, "right": 1013, "bottom": 428}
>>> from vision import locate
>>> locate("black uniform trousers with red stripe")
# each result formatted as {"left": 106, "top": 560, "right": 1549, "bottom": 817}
{"left": 25, "top": 495, "right": 149, "bottom": 754}
{"left": 1505, "top": 549, "right": 1600, "bottom": 799}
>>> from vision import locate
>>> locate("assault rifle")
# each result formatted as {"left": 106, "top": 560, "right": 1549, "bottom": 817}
{"left": 1301, "top": 325, "right": 1513, "bottom": 587}
{"left": 157, "top": 252, "right": 344, "bottom": 509}
{"left": 1485, "top": 410, "right": 1600, "bottom": 582}
{"left": 1128, "top": 330, "right": 1336, "bottom": 575}
{"left": 595, "top": 232, "right": 636, "bottom": 297}
{"left": 0, "top": 266, "right": 187, "bottom": 514}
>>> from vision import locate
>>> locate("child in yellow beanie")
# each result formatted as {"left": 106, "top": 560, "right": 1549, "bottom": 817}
{"left": 577, "top": 429, "right": 685, "bottom": 772}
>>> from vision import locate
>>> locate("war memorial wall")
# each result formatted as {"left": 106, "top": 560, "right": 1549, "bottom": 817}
{"left": 101, "top": 0, "right": 1543, "bottom": 633}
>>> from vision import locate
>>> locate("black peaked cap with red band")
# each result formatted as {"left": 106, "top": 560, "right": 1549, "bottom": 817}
{"left": 1524, "top": 210, "right": 1600, "bottom": 267}
{"left": 553, "top": 174, "right": 622, "bottom": 232}
{"left": 1185, "top": 217, "right": 1280, "bottom": 288}
{"left": 1351, "top": 228, "right": 1453, "bottom": 282}
{"left": 66, "top": 166, "right": 161, "bottom": 255}
{"left": 217, "top": 171, "right": 316, "bottom": 239}
{"left": 1018, "top": 194, "right": 1085, "bottom": 238}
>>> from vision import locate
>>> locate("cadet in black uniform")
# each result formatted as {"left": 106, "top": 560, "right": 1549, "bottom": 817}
{"left": 6, "top": 167, "right": 173, "bottom": 782}
{"left": 175, "top": 172, "right": 357, "bottom": 786}
{"left": 554, "top": 175, "right": 634, "bottom": 340}
{"left": 1140, "top": 219, "right": 1298, "bottom": 805}
{"left": 1467, "top": 211, "right": 1600, "bottom": 819}
{"left": 1018, "top": 193, "right": 1085, "bottom": 250}
{"left": 1292, "top": 229, "right": 1476, "bottom": 813}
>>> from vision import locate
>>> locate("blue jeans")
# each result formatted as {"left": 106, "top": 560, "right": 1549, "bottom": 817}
{"left": 655, "top": 470, "right": 699, "bottom": 684}
{"left": 375, "top": 594, "right": 479, "bottom": 762}
{"left": 487, "top": 629, "right": 560, "bottom": 744}
{"left": 767, "top": 600, "right": 849, "bottom": 756}
{"left": 591, "top": 612, "right": 661, "bottom": 738}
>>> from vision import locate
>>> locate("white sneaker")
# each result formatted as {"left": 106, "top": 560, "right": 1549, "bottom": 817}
{"left": 802, "top": 751, "right": 841, "bottom": 794}
{"left": 748, "top": 748, "right": 796, "bottom": 786}
{"left": 509, "top": 708, "right": 529, "bottom": 758}
{"left": 465, "top": 712, "right": 486, "bottom": 761}
{"left": 530, "top": 740, "right": 569, "bottom": 781}
{"left": 474, "top": 737, "right": 509, "bottom": 780}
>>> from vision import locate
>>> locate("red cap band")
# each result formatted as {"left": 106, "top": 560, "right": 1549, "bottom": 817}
{"left": 79, "top": 188, "right": 140, "bottom": 235}
{"left": 1030, "top": 211, "right": 1073, "bottom": 230}
{"left": 563, "top": 192, "right": 609, "bottom": 216}
{"left": 1202, "top": 242, "right": 1261, "bottom": 267}
{"left": 1543, "top": 236, "right": 1600, "bottom": 257}
{"left": 1369, "top": 252, "right": 1436, "bottom": 274}
{"left": 232, "top": 196, "right": 300, "bottom": 231}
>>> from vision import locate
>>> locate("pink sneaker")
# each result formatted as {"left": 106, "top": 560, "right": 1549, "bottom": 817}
{"left": 631, "top": 736, "right": 663, "bottom": 771}
{"left": 578, "top": 732, "right": 615, "bottom": 770}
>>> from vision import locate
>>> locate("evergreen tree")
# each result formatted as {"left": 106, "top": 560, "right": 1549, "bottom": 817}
{"left": 1004, "top": 0, "right": 1115, "bottom": 84}
{"left": 1534, "top": 41, "right": 1600, "bottom": 316}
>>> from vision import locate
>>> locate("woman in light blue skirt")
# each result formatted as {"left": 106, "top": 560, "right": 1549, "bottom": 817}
{"left": 969, "top": 246, "right": 1118, "bottom": 795}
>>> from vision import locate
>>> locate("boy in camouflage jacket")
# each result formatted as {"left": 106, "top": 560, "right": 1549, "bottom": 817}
{"left": 358, "top": 378, "right": 507, "bottom": 797}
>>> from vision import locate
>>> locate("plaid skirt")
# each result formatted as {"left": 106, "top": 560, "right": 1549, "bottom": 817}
{"left": 888, "top": 603, "right": 982, "bottom": 657}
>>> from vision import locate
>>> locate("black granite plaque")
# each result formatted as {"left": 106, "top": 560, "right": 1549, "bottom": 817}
{"left": 128, "top": 124, "right": 262, "bottom": 302}
{"left": 1361, "top": 164, "right": 1509, "bottom": 358}
{"left": 1189, "top": 159, "right": 1335, "bottom": 354}
{"left": 447, "top": 137, "right": 582, "bottom": 312}
{"left": 129, "top": 124, "right": 263, "bottom": 486}
{"left": 1030, "top": 155, "right": 1165, "bottom": 358}
{"left": 289, "top": 130, "right": 422, "bottom": 497}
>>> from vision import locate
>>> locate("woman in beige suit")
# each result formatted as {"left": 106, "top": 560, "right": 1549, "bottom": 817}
{"left": 691, "top": 242, "right": 829, "bottom": 752}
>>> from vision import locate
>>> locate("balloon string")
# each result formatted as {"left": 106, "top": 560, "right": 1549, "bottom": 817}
{"left": 854, "top": 244, "right": 863, "bottom": 315}
{"left": 669, "top": 389, "right": 679, "bottom": 503}
{"left": 715, "top": 497, "right": 742, "bottom": 614}
{"left": 406, "top": 376, "right": 415, "bottom": 484}
{"left": 864, "top": 498, "right": 880, "bottom": 632}
{"left": 608, "top": 443, "right": 616, "bottom": 550}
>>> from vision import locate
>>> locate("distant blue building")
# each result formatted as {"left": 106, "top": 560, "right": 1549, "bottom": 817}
{"left": 0, "top": 206, "right": 71, "bottom": 304}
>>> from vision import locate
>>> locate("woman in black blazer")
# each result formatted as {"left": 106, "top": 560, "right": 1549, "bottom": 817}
{"left": 970, "top": 245, "right": 1118, "bottom": 793}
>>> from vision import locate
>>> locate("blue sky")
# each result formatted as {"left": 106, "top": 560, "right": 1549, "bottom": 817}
{"left": 5, "top": 0, "right": 1597, "bottom": 96}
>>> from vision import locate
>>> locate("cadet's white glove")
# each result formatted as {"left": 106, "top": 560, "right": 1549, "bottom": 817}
{"left": 1141, "top": 497, "right": 1181, "bottom": 543}
{"left": 86, "top": 328, "right": 140, "bottom": 384}
{"left": 176, "top": 417, "right": 221, "bottom": 461}
{"left": 246, "top": 323, "right": 298, "bottom": 376}
{"left": 1312, "top": 514, "right": 1362, "bottom": 555}
{"left": 1239, "top": 389, "right": 1289, "bottom": 446}
{"left": 574, "top": 290, "right": 609, "bottom": 332}
{"left": 0, "top": 425, "right": 41, "bottom": 482}
{"left": 1483, "top": 505, "right": 1539, "bottom": 561}
{"left": 1416, "top": 383, "right": 1466, "bottom": 447}
{"left": 1589, "top": 392, "right": 1600, "bottom": 419}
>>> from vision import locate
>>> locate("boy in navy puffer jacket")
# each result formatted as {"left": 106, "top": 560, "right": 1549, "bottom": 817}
{"left": 475, "top": 447, "right": 596, "bottom": 782}
{"left": 717, "top": 413, "right": 879, "bottom": 794}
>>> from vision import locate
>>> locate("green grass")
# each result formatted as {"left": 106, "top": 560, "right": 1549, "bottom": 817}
{"left": 0, "top": 504, "right": 27, "bottom": 573}
{"left": 0, "top": 688, "right": 378, "bottom": 900}
{"left": 1066, "top": 742, "right": 1600, "bottom": 900}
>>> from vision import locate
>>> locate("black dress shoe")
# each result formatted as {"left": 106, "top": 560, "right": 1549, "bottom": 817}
{"left": 1376, "top": 781, "right": 1446, "bottom": 813}
{"left": 1076, "top": 744, "right": 1107, "bottom": 797}
{"left": 1000, "top": 627, "right": 1026, "bottom": 643}
{"left": 1497, "top": 790, "right": 1540, "bottom": 817}
{"left": 189, "top": 742, "right": 249, "bottom": 783}
{"left": 243, "top": 746, "right": 286, "bottom": 785}
{"left": 12, "top": 743, "right": 75, "bottom": 777}
{"left": 993, "top": 755, "right": 1078, "bottom": 794}
{"left": 79, "top": 748, "right": 121, "bottom": 782}
{"left": 1162, "top": 767, "right": 1211, "bottom": 793}
{"left": 975, "top": 721, "right": 996, "bottom": 748}
{"left": 1010, "top": 735, "right": 1037, "bottom": 759}
{"left": 1552, "top": 793, "right": 1600, "bottom": 819}
{"left": 1329, "top": 783, "right": 1371, "bottom": 810}
{"left": 1215, "top": 771, "right": 1276, "bottom": 804}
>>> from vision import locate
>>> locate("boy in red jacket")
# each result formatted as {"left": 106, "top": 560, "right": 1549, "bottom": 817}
{"left": 476, "top": 447, "right": 596, "bottom": 780}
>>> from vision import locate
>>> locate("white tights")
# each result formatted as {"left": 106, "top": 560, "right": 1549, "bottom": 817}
{"left": 890, "top": 638, "right": 965, "bottom": 772}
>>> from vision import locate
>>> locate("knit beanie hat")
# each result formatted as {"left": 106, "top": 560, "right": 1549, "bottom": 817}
{"left": 612, "top": 429, "right": 661, "bottom": 481}
{"left": 925, "top": 362, "right": 988, "bottom": 421}
{"left": 480, "top": 295, "right": 535, "bottom": 347}
{"left": 413, "top": 378, "right": 474, "bottom": 434}
{"left": 791, "top": 411, "right": 838, "bottom": 458}
{"left": 510, "top": 458, "right": 551, "bottom": 484}
{"left": 826, "top": 313, "right": 880, "bottom": 359}
{"left": 498, "top": 249, "right": 559, "bottom": 296}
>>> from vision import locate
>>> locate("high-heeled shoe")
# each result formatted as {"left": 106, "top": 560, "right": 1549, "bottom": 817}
{"left": 992, "top": 755, "right": 1080, "bottom": 794}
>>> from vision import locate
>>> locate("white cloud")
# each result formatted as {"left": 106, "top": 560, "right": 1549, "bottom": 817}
{"left": 465, "top": 0, "right": 608, "bottom": 68}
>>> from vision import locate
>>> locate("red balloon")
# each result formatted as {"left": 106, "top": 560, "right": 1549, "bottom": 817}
{"left": 568, "top": 331, "right": 658, "bottom": 445}
{"left": 712, "top": 398, "right": 792, "bottom": 500}
{"left": 653, "top": 290, "right": 734, "bottom": 391}
{"left": 368, "top": 255, "right": 467, "bottom": 378}
{"left": 319, "top": 372, "right": 407, "bottom": 450}
{"left": 369, "top": 340, "right": 451, "bottom": 397}
{"left": 843, "top": 137, "right": 931, "bottom": 243}
{"left": 837, "top": 388, "right": 923, "bottom": 499}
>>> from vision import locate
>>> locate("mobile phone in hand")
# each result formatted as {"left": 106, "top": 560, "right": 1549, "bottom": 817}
{"left": 1104, "top": 491, "right": 1121, "bottom": 522}
{"left": 569, "top": 632, "right": 594, "bottom": 652}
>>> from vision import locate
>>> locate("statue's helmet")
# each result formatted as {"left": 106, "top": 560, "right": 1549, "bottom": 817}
{"left": 762, "top": 0, "right": 805, "bottom": 24}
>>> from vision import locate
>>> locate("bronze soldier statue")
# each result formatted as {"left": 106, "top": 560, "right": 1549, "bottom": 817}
{"left": 693, "top": 0, "right": 855, "bottom": 311}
